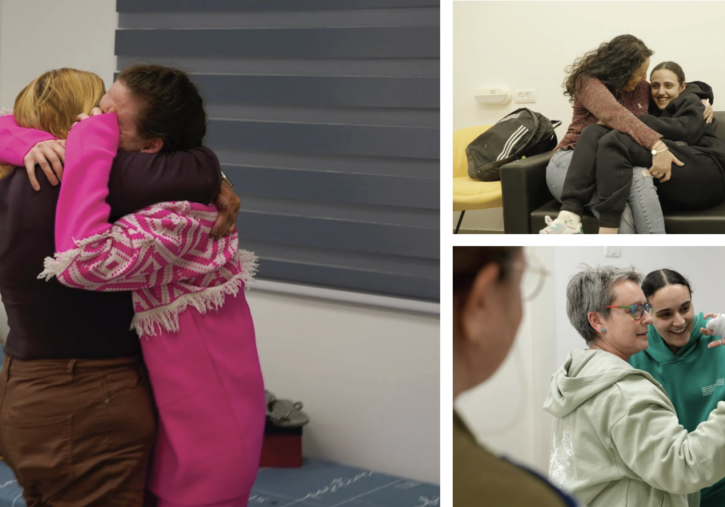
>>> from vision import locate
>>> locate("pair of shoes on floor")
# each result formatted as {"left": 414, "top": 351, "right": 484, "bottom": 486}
{"left": 539, "top": 216, "right": 583, "bottom": 234}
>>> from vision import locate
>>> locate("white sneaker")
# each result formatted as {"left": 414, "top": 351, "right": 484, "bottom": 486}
{"left": 539, "top": 216, "right": 583, "bottom": 234}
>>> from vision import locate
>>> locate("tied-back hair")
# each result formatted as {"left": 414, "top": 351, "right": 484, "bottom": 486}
{"left": 453, "top": 247, "right": 521, "bottom": 331}
{"left": 0, "top": 68, "right": 105, "bottom": 180}
{"left": 117, "top": 63, "right": 206, "bottom": 152}
{"left": 642, "top": 269, "right": 693, "bottom": 301}
{"left": 563, "top": 34, "right": 654, "bottom": 103}
{"left": 566, "top": 265, "right": 643, "bottom": 344}
{"left": 453, "top": 247, "right": 519, "bottom": 291}
{"left": 650, "top": 61, "right": 686, "bottom": 87}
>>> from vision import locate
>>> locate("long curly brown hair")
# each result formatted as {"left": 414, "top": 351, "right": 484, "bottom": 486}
{"left": 563, "top": 35, "right": 654, "bottom": 103}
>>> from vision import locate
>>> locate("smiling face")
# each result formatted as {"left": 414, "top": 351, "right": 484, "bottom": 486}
{"left": 597, "top": 279, "right": 653, "bottom": 359}
{"left": 622, "top": 57, "right": 651, "bottom": 93}
{"left": 651, "top": 68, "right": 686, "bottom": 110}
{"left": 648, "top": 283, "right": 694, "bottom": 354}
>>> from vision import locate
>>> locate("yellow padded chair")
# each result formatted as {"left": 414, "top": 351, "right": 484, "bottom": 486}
{"left": 452, "top": 126, "right": 502, "bottom": 233}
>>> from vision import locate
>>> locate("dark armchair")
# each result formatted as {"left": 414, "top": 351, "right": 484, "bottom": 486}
{"left": 501, "top": 111, "right": 725, "bottom": 234}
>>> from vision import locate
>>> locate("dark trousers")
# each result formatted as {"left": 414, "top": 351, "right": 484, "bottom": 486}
{"left": 0, "top": 354, "right": 156, "bottom": 507}
{"left": 561, "top": 124, "right": 725, "bottom": 228}
{"left": 560, "top": 124, "right": 612, "bottom": 221}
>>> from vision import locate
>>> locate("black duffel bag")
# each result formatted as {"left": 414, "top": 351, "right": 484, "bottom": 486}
{"left": 466, "top": 108, "right": 561, "bottom": 182}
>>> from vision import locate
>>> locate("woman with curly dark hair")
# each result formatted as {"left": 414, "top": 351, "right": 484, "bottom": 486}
{"left": 540, "top": 35, "right": 711, "bottom": 235}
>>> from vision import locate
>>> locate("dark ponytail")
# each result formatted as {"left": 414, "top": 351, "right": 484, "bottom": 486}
{"left": 642, "top": 269, "right": 693, "bottom": 300}
{"left": 650, "top": 61, "right": 685, "bottom": 86}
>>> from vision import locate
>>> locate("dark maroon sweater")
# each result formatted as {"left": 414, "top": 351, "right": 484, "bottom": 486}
{"left": 0, "top": 148, "right": 222, "bottom": 359}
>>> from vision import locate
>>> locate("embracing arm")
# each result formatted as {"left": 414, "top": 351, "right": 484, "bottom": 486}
{"left": 0, "top": 113, "right": 221, "bottom": 209}
{"left": 638, "top": 95, "right": 708, "bottom": 145}
{"left": 0, "top": 114, "right": 63, "bottom": 189}
{"left": 0, "top": 115, "right": 57, "bottom": 165}
{"left": 0, "top": 114, "right": 221, "bottom": 203}
{"left": 53, "top": 114, "right": 119, "bottom": 251}
{"left": 43, "top": 113, "right": 239, "bottom": 291}
{"left": 0, "top": 113, "right": 237, "bottom": 236}
{"left": 611, "top": 392, "right": 725, "bottom": 494}
{"left": 578, "top": 76, "right": 663, "bottom": 149}
{"left": 107, "top": 147, "right": 222, "bottom": 219}
{"left": 684, "top": 81, "right": 714, "bottom": 104}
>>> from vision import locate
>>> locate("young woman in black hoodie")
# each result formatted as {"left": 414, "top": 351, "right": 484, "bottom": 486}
{"left": 542, "top": 62, "right": 725, "bottom": 234}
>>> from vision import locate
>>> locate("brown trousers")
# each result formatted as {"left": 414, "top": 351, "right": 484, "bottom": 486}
{"left": 0, "top": 354, "right": 156, "bottom": 507}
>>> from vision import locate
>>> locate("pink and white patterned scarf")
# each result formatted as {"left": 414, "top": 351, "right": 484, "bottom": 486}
{"left": 39, "top": 201, "right": 257, "bottom": 338}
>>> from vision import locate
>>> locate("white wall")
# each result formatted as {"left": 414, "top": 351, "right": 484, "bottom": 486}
{"left": 0, "top": 0, "right": 440, "bottom": 484}
{"left": 0, "top": 0, "right": 117, "bottom": 109}
{"left": 453, "top": 1, "right": 725, "bottom": 232}
{"left": 249, "top": 290, "right": 439, "bottom": 482}
{"left": 457, "top": 246, "right": 725, "bottom": 476}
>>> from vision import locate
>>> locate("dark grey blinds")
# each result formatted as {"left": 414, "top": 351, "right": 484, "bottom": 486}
{"left": 116, "top": 0, "right": 440, "bottom": 302}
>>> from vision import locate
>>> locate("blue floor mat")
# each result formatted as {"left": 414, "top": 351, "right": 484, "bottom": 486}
{"left": 0, "top": 458, "right": 439, "bottom": 507}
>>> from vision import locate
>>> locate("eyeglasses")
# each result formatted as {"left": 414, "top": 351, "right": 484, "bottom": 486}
{"left": 600, "top": 304, "right": 653, "bottom": 321}
{"left": 508, "top": 254, "right": 549, "bottom": 302}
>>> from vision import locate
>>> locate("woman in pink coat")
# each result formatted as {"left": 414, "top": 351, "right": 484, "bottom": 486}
{"left": 24, "top": 95, "right": 265, "bottom": 505}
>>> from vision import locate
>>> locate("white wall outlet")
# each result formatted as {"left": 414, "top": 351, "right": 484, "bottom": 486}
{"left": 604, "top": 246, "right": 622, "bottom": 258}
{"left": 515, "top": 89, "right": 537, "bottom": 103}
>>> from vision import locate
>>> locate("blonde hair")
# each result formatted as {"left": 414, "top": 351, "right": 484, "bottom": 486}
{"left": 0, "top": 68, "right": 106, "bottom": 179}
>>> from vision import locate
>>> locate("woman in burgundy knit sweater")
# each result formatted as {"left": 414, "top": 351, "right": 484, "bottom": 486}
{"left": 541, "top": 35, "right": 706, "bottom": 234}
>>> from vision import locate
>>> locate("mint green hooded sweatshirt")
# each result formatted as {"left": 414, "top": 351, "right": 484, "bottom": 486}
{"left": 629, "top": 313, "right": 725, "bottom": 505}
{"left": 544, "top": 349, "right": 725, "bottom": 507}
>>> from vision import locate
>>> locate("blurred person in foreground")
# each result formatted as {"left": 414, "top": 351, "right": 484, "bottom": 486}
{"left": 453, "top": 247, "right": 579, "bottom": 506}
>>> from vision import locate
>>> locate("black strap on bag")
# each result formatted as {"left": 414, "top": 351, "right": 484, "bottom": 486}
{"left": 466, "top": 108, "right": 561, "bottom": 182}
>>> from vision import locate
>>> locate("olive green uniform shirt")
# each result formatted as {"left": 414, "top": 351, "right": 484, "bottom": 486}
{"left": 454, "top": 411, "right": 572, "bottom": 507}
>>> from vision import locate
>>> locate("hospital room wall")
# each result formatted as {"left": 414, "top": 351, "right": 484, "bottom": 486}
{"left": 453, "top": 1, "right": 725, "bottom": 232}
{"left": 457, "top": 246, "right": 725, "bottom": 475}
{"left": 0, "top": 0, "right": 440, "bottom": 484}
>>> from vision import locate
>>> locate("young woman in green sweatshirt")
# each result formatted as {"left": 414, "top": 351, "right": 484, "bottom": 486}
{"left": 629, "top": 269, "right": 725, "bottom": 507}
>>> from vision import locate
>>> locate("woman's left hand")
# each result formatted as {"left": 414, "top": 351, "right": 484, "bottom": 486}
{"left": 649, "top": 147, "right": 682, "bottom": 182}
{"left": 702, "top": 99, "right": 714, "bottom": 124}
{"left": 211, "top": 180, "right": 241, "bottom": 239}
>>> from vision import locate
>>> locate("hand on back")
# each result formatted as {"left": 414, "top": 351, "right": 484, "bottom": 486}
{"left": 25, "top": 107, "right": 116, "bottom": 191}
{"left": 702, "top": 99, "right": 714, "bottom": 124}
{"left": 211, "top": 180, "right": 240, "bottom": 239}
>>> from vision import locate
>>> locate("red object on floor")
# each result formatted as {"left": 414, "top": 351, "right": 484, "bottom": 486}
{"left": 259, "top": 423, "right": 303, "bottom": 467}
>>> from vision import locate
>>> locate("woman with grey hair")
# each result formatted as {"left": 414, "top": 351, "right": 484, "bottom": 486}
{"left": 544, "top": 265, "right": 725, "bottom": 507}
